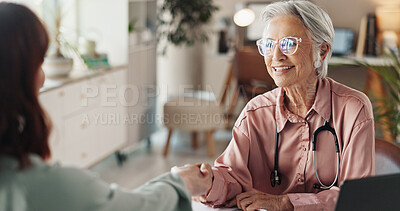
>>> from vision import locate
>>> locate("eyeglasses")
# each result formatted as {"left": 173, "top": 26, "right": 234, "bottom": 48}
{"left": 256, "top": 36, "right": 302, "bottom": 56}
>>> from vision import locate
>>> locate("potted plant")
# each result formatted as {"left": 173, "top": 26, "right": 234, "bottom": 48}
{"left": 156, "top": 0, "right": 219, "bottom": 102}
{"left": 128, "top": 18, "right": 140, "bottom": 45}
{"left": 41, "top": 0, "right": 73, "bottom": 77}
{"left": 359, "top": 50, "right": 400, "bottom": 144}
{"left": 157, "top": 0, "right": 219, "bottom": 54}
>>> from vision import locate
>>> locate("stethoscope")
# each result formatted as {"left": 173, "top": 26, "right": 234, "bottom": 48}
{"left": 270, "top": 91, "right": 340, "bottom": 190}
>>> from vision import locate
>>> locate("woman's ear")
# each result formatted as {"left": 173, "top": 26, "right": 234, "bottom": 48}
{"left": 320, "top": 43, "right": 330, "bottom": 61}
{"left": 36, "top": 67, "right": 45, "bottom": 94}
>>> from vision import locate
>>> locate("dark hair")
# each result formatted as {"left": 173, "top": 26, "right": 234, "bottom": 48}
{"left": 0, "top": 3, "right": 52, "bottom": 168}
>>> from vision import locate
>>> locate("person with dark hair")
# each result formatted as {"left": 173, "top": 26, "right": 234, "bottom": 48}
{"left": 0, "top": 3, "right": 212, "bottom": 210}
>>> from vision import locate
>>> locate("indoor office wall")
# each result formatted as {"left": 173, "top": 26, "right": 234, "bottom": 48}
{"left": 212, "top": 0, "right": 378, "bottom": 40}
{"left": 315, "top": 0, "right": 377, "bottom": 33}
{"left": 202, "top": 0, "right": 379, "bottom": 99}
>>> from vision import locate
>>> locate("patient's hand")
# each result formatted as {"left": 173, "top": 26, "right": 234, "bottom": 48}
{"left": 171, "top": 163, "right": 213, "bottom": 197}
{"left": 225, "top": 189, "right": 294, "bottom": 211}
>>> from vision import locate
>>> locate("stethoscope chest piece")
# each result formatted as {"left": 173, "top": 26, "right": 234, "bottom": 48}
{"left": 270, "top": 170, "right": 281, "bottom": 187}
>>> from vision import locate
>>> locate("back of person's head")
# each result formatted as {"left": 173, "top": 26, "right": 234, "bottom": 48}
{"left": 0, "top": 2, "right": 51, "bottom": 168}
{"left": 261, "top": 0, "right": 334, "bottom": 78}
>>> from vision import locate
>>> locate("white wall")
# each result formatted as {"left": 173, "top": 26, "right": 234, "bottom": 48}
{"left": 211, "top": 0, "right": 382, "bottom": 39}
{"left": 202, "top": 0, "right": 386, "bottom": 97}
{"left": 78, "top": 0, "right": 128, "bottom": 66}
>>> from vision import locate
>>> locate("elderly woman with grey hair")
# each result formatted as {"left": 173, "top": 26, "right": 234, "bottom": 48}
{"left": 173, "top": 0, "right": 374, "bottom": 210}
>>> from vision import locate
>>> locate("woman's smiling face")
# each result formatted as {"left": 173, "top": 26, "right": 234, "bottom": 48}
{"left": 263, "top": 15, "right": 315, "bottom": 88}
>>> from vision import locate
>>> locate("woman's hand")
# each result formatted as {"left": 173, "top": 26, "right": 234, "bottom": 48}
{"left": 171, "top": 163, "right": 213, "bottom": 197}
{"left": 225, "top": 189, "right": 294, "bottom": 211}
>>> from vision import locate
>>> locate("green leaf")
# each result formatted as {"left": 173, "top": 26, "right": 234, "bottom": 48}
{"left": 157, "top": 0, "right": 219, "bottom": 53}
{"left": 357, "top": 49, "right": 400, "bottom": 138}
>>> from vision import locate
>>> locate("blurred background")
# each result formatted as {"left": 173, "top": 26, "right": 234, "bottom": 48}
{"left": 2, "top": 0, "right": 400, "bottom": 189}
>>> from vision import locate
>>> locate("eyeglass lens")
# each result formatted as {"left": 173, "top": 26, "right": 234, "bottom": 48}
{"left": 257, "top": 37, "right": 299, "bottom": 56}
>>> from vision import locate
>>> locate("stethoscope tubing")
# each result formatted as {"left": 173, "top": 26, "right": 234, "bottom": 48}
{"left": 311, "top": 120, "right": 340, "bottom": 189}
{"left": 312, "top": 120, "right": 340, "bottom": 153}
{"left": 313, "top": 151, "right": 340, "bottom": 189}
{"left": 271, "top": 89, "right": 341, "bottom": 189}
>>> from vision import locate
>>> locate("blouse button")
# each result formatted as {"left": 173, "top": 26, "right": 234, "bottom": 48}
{"left": 298, "top": 178, "right": 303, "bottom": 182}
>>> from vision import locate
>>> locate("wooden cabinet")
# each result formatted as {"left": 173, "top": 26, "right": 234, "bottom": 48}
{"left": 39, "top": 68, "right": 128, "bottom": 168}
{"left": 37, "top": 0, "right": 158, "bottom": 167}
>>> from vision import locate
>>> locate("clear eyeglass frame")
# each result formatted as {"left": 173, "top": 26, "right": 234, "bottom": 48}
{"left": 256, "top": 36, "right": 303, "bottom": 56}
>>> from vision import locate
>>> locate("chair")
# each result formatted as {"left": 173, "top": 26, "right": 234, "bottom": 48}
{"left": 375, "top": 138, "right": 400, "bottom": 175}
{"left": 163, "top": 47, "right": 275, "bottom": 157}
{"left": 235, "top": 47, "right": 275, "bottom": 98}
{"left": 163, "top": 92, "right": 227, "bottom": 157}
{"left": 225, "top": 47, "right": 276, "bottom": 117}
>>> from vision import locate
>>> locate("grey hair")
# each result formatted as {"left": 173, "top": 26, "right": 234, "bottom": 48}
{"left": 261, "top": 0, "right": 334, "bottom": 78}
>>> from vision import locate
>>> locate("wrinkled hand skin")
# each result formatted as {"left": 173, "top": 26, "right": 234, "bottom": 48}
{"left": 171, "top": 163, "right": 213, "bottom": 197}
{"left": 224, "top": 189, "right": 294, "bottom": 211}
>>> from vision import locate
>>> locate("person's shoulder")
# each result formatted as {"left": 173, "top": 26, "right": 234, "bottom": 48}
{"left": 21, "top": 155, "right": 102, "bottom": 188}
{"left": 245, "top": 87, "right": 280, "bottom": 111}
{"left": 328, "top": 77, "right": 371, "bottom": 105}
{"left": 234, "top": 88, "right": 279, "bottom": 128}
{"left": 13, "top": 155, "right": 111, "bottom": 210}
{"left": 0, "top": 157, "right": 28, "bottom": 211}
{"left": 327, "top": 77, "right": 373, "bottom": 118}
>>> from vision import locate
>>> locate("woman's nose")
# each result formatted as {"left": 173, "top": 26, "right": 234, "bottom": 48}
{"left": 272, "top": 45, "right": 286, "bottom": 61}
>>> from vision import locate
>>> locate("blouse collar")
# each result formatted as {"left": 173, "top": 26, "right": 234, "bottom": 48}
{"left": 275, "top": 77, "right": 332, "bottom": 133}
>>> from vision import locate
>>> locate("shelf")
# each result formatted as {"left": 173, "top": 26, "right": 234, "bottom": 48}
{"left": 129, "top": 43, "right": 156, "bottom": 53}
{"left": 40, "top": 66, "right": 127, "bottom": 93}
{"left": 329, "top": 56, "right": 392, "bottom": 66}
{"left": 129, "top": 0, "right": 156, "bottom": 2}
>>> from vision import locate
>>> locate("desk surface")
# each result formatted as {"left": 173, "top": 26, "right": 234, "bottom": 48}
{"left": 192, "top": 201, "right": 239, "bottom": 211}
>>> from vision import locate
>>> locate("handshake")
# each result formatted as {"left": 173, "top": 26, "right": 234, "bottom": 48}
{"left": 171, "top": 163, "right": 213, "bottom": 199}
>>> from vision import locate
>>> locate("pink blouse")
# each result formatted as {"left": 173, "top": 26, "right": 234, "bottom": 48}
{"left": 206, "top": 77, "right": 375, "bottom": 210}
